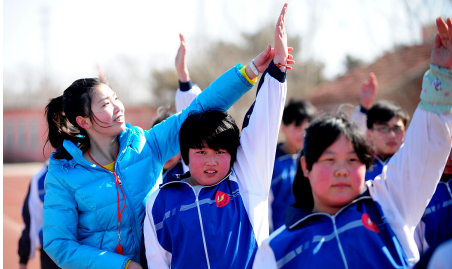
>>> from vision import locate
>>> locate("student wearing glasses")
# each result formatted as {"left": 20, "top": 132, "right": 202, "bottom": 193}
{"left": 350, "top": 73, "right": 410, "bottom": 181}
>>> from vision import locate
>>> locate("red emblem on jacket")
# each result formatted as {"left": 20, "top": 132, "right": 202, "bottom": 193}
{"left": 215, "top": 190, "right": 230, "bottom": 207}
{"left": 361, "top": 213, "right": 379, "bottom": 233}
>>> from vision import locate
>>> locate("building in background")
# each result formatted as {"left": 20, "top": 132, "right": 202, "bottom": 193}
{"left": 305, "top": 43, "right": 432, "bottom": 117}
{"left": 304, "top": 25, "right": 436, "bottom": 117}
{"left": 3, "top": 107, "right": 157, "bottom": 163}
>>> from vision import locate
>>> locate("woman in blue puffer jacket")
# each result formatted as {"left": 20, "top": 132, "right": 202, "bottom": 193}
{"left": 42, "top": 48, "right": 277, "bottom": 269}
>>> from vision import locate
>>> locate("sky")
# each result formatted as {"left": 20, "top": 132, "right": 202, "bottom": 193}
{"left": 3, "top": 0, "right": 452, "bottom": 104}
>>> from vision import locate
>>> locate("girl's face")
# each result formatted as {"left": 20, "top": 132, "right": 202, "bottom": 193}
{"left": 301, "top": 135, "right": 366, "bottom": 215}
{"left": 188, "top": 146, "right": 231, "bottom": 186}
{"left": 89, "top": 84, "right": 126, "bottom": 136}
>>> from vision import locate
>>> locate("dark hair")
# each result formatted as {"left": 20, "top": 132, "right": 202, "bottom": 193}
{"left": 366, "top": 101, "right": 409, "bottom": 129}
{"left": 282, "top": 99, "right": 316, "bottom": 126}
{"left": 179, "top": 110, "right": 240, "bottom": 167}
{"left": 45, "top": 78, "right": 105, "bottom": 151}
{"left": 292, "top": 113, "right": 373, "bottom": 211}
{"left": 153, "top": 105, "right": 174, "bottom": 127}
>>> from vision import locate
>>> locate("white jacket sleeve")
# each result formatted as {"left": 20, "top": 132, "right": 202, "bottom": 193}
{"left": 232, "top": 62, "right": 287, "bottom": 245}
{"left": 144, "top": 190, "right": 171, "bottom": 269}
{"left": 368, "top": 64, "right": 452, "bottom": 264}
{"left": 252, "top": 240, "right": 278, "bottom": 269}
{"left": 175, "top": 82, "right": 201, "bottom": 173}
{"left": 175, "top": 83, "right": 202, "bottom": 113}
{"left": 350, "top": 105, "right": 368, "bottom": 134}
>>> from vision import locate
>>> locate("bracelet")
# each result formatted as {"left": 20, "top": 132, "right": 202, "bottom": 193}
{"left": 276, "top": 63, "right": 287, "bottom": 68}
{"left": 249, "top": 60, "right": 260, "bottom": 76}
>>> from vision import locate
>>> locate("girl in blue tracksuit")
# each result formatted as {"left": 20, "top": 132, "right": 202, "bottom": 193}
{"left": 144, "top": 5, "right": 291, "bottom": 268}
{"left": 41, "top": 46, "right": 281, "bottom": 267}
{"left": 253, "top": 16, "right": 452, "bottom": 269}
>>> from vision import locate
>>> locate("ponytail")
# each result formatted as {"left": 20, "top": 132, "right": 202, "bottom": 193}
{"left": 44, "top": 78, "right": 103, "bottom": 155}
{"left": 45, "top": 95, "right": 84, "bottom": 150}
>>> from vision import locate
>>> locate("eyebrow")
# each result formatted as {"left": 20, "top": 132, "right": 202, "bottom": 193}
{"left": 323, "top": 150, "right": 356, "bottom": 154}
{"left": 97, "top": 92, "right": 116, "bottom": 104}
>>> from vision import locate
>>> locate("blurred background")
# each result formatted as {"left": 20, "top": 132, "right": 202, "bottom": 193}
{"left": 3, "top": 0, "right": 452, "bottom": 267}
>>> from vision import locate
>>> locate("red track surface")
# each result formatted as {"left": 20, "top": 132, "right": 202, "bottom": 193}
{"left": 4, "top": 163, "right": 44, "bottom": 269}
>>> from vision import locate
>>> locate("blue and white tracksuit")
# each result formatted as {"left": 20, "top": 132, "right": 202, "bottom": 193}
{"left": 415, "top": 176, "right": 452, "bottom": 254}
{"left": 350, "top": 106, "right": 392, "bottom": 182}
{"left": 253, "top": 64, "right": 452, "bottom": 268}
{"left": 144, "top": 62, "right": 287, "bottom": 269}
{"left": 19, "top": 162, "right": 48, "bottom": 264}
{"left": 269, "top": 144, "right": 297, "bottom": 232}
{"left": 365, "top": 155, "right": 390, "bottom": 182}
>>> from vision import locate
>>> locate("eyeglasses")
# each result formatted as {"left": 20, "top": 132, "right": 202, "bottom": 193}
{"left": 371, "top": 126, "right": 405, "bottom": 134}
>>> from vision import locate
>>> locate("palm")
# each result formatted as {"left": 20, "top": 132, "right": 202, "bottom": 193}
{"left": 432, "top": 44, "right": 452, "bottom": 69}
{"left": 432, "top": 17, "right": 452, "bottom": 69}
{"left": 175, "top": 33, "right": 187, "bottom": 74}
{"left": 253, "top": 3, "right": 293, "bottom": 72}
{"left": 360, "top": 73, "right": 378, "bottom": 109}
{"left": 273, "top": 4, "right": 288, "bottom": 66}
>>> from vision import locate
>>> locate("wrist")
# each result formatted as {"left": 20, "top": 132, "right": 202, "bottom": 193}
{"left": 177, "top": 69, "right": 190, "bottom": 82}
{"left": 245, "top": 65, "right": 258, "bottom": 80}
{"left": 360, "top": 102, "right": 372, "bottom": 110}
{"left": 274, "top": 55, "right": 287, "bottom": 72}
{"left": 359, "top": 104, "right": 369, "bottom": 113}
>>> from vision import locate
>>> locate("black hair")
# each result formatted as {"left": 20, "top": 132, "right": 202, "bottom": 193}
{"left": 179, "top": 110, "right": 240, "bottom": 167}
{"left": 44, "top": 78, "right": 106, "bottom": 153}
{"left": 153, "top": 112, "right": 173, "bottom": 127}
{"left": 282, "top": 99, "right": 316, "bottom": 126}
{"left": 366, "top": 101, "right": 409, "bottom": 129}
{"left": 292, "top": 113, "right": 373, "bottom": 211}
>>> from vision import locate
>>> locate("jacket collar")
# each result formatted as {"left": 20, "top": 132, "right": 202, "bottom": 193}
{"left": 285, "top": 187, "right": 372, "bottom": 230}
{"left": 59, "top": 123, "right": 145, "bottom": 166}
{"left": 159, "top": 170, "right": 233, "bottom": 189}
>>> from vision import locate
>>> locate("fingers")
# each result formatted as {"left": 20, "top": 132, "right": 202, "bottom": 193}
{"left": 448, "top": 18, "right": 452, "bottom": 42}
{"left": 369, "top": 72, "right": 377, "bottom": 83}
{"left": 288, "top": 54, "right": 293, "bottom": 59}
{"left": 288, "top": 47, "right": 293, "bottom": 52}
{"left": 277, "top": 4, "right": 287, "bottom": 28}
{"left": 287, "top": 60, "right": 295, "bottom": 65}
{"left": 179, "top": 33, "right": 185, "bottom": 43}
{"left": 434, "top": 33, "right": 442, "bottom": 49}
{"left": 264, "top": 44, "right": 272, "bottom": 55}
{"left": 280, "top": 3, "right": 288, "bottom": 19}
{"left": 437, "top": 17, "right": 449, "bottom": 48}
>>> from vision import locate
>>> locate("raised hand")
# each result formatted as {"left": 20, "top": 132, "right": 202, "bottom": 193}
{"left": 274, "top": 3, "right": 290, "bottom": 72}
{"left": 97, "top": 64, "right": 107, "bottom": 84}
{"left": 360, "top": 72, "right": 378, "bottom": 109}
{"left": 175, "top": 33, "right": 190, "bottom": 82}
{"left": 252, "top": 3, "right": 294, "bottom": 75}
{"left": 432, "top": 17, "right": 452, "bottom": 69}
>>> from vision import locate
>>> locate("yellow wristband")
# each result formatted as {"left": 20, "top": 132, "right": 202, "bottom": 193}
{"left": 124, "top": 260, "right": 131, "bottom": 269}
{"left": 239, "top": 66, "right": 258, "bottom": 84}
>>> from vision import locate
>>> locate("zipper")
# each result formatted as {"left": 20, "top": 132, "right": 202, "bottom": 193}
{"left": 114, "top": 155, "right": 141, "bottom": 261}
{"left": 331, "top": 216, "right": 349, "bottom": 269}
{"left": 195, "top": 192, "right": 211, "bottom": 269}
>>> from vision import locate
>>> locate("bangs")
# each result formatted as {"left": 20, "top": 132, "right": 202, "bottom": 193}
{"left": 179, "top": 110, "right": 241, "bottom": 166}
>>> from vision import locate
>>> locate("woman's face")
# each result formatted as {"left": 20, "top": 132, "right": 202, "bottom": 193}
{"left": 89, "top": 84, "right": 126, "bottom": 137}
{"left": 301, "top": 135, "right": 366, "bottom": 215}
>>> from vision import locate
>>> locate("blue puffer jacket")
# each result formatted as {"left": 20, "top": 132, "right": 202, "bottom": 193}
{"left": 43, "top": 64, "right": 253, "bottom": 269}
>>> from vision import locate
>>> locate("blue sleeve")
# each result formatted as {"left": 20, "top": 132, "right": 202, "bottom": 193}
{"left": 43, "top": 172, "right": 130, "bottom": 269}
{"left": 144, "top": 64, "right": 254, "bottom": 169}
